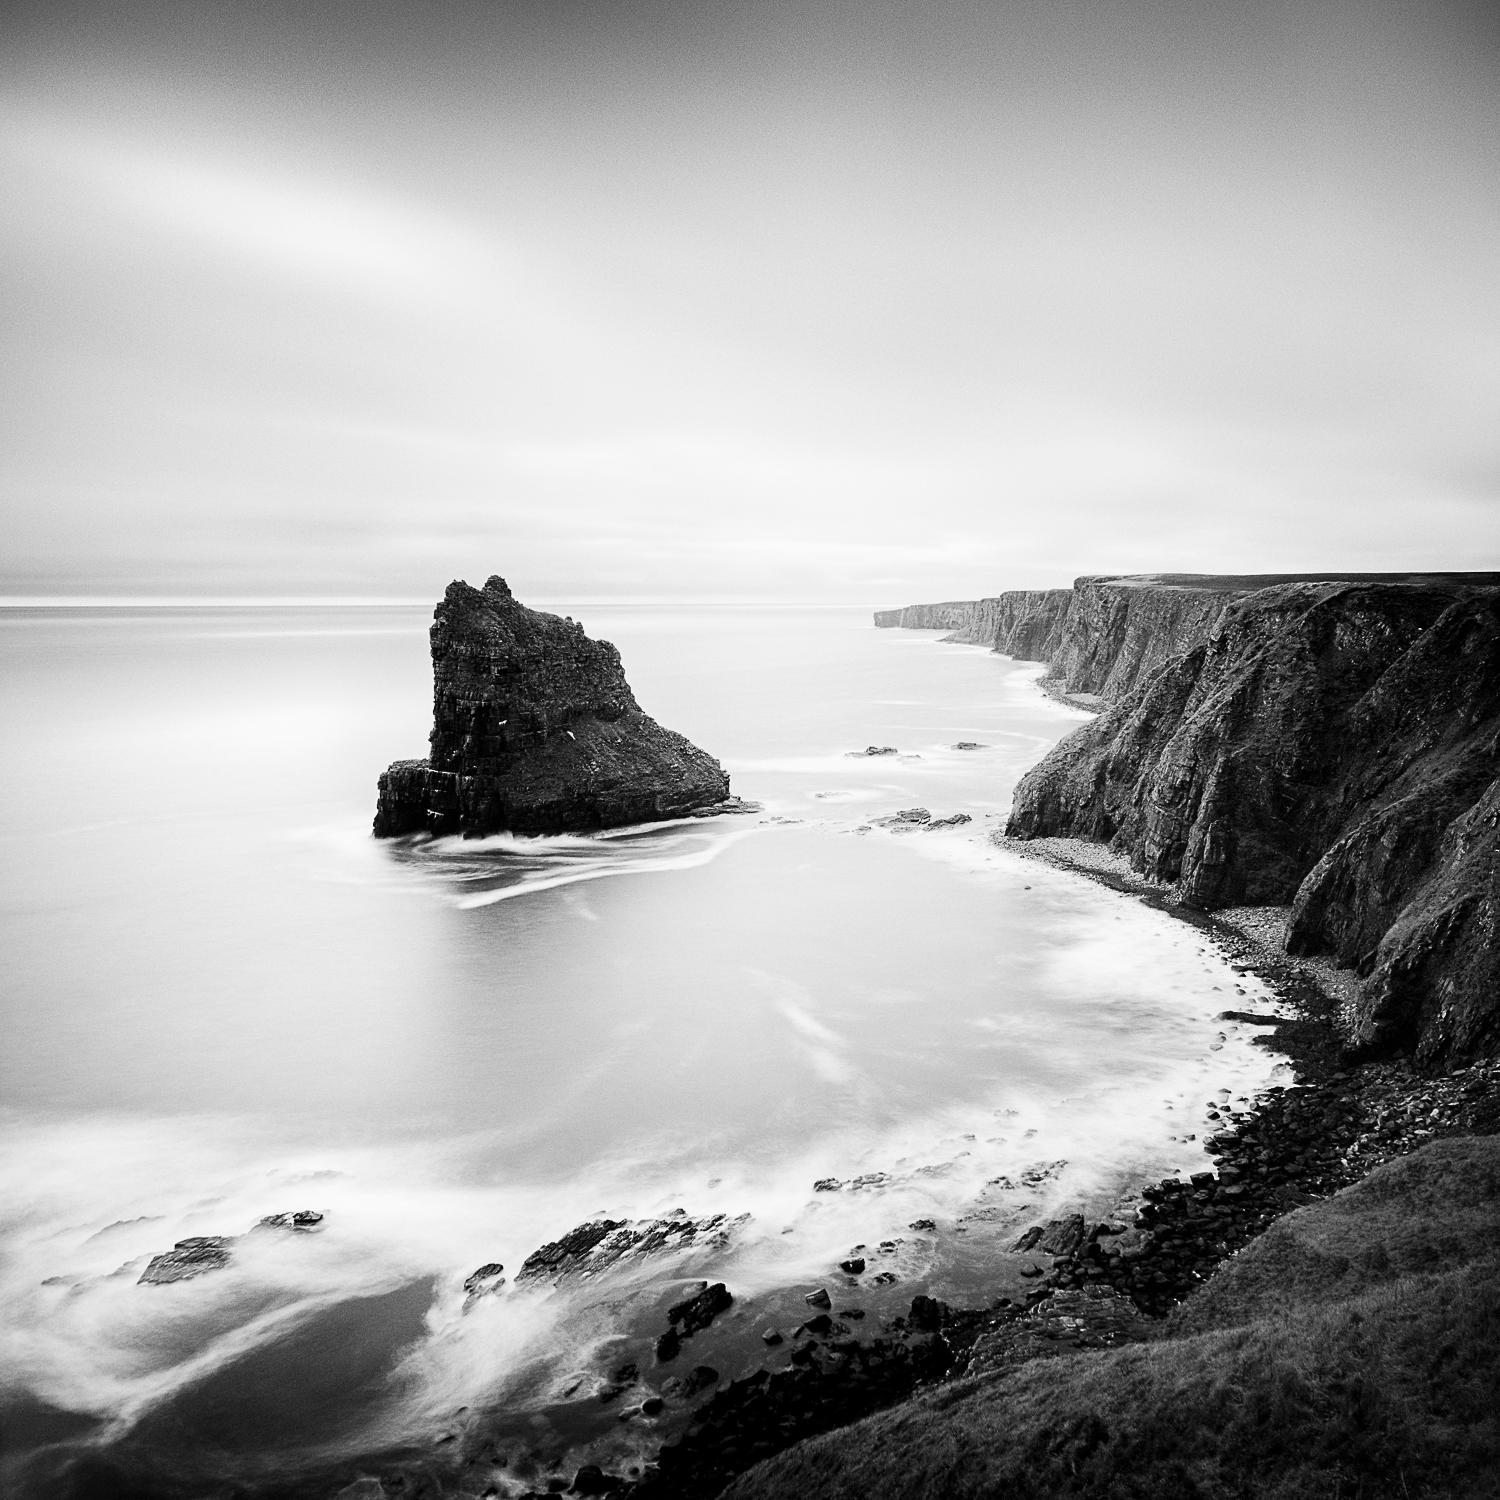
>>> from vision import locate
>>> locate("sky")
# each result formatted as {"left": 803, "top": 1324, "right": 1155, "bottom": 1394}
{"left": 2, "top": 0, "right": 1497, "bottom": 604}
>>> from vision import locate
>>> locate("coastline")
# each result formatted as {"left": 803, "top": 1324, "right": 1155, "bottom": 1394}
{"left": 38, "top": 617, "right": 1493, "bottom": 1500}
{"left": 991, "top": 827, "right": 1498, "bottom": 1308}
{"left": 614, "top": 642, "right": 1500, "bottom": 1498}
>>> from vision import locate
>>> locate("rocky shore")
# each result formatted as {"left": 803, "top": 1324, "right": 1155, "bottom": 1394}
{"left": 321, "top": 586, "right": 1496, "bottom": 1500}
{"left": 72, "top": 591, "right": 1494, "bottom": 1500}
{"left": 599, "top": 956, "right": 1496, "bottom": 1500}
{"left": 411, "top": 904, "right": 1490, "bottom": 1500}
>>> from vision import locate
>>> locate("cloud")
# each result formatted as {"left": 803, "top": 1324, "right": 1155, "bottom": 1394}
{"left": 10, "top": 117, "right": 500, "bottom": 307}
{"left": 0, "top": 1, "right": 1496, "bottom": 599}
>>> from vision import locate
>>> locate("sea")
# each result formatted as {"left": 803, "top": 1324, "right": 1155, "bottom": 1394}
{"left": 0, "top": 601, "right": 1289, "bottom": 1496}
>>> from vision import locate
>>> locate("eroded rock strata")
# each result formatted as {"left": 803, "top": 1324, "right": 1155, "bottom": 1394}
{"left": 875, "top": 589, "right": 1073, "bottom": 659}
{"left": 374, "top": 577, "right": 731, "bottom": 837}
{"left": 880, "top": 572, "right": 1500, "bottom": 1063}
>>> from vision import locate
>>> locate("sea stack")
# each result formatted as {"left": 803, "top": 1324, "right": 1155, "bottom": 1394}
{"left": 374, "top": 576, "right": 731, "bottom": 837}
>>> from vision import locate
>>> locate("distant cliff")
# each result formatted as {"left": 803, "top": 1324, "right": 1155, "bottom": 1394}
{"left": 374, "top": 576, "right": 730, "bottom": 837}
{"left": 874, "top": 590, "right": 1074, "bottom": 658}
{"left": 879, "top": 573, "right": 1500, "bottom": 1063}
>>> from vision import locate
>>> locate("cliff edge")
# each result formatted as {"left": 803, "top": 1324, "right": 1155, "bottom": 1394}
{"left": 879, "top": 572, "right": 1500, "bottom": 1063}
{"left": 374, "top": 576, "right": 730, "bottom": 837}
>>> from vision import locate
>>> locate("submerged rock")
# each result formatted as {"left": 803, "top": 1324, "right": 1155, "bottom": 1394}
{"left": 255, "top": 1209, "right": 324, "bottom": 1231}
{"left": 667, "top": 1281, "right": 733, "bottom": 1336}
{"left": 874, "top": 808, "right": 931, "bottom": 831}
{"left": 516, "top": 1213, "right": 744, "bottom": 1287}
{"left": 461, "top": 1261, "right": 506, "bottom": 1310}
{"left": 374, "top": 576, "right": 731, "bottom": 837}
{"left": 925, "top": 813, "right": 972, "bottom": 830}
{"left": 137, "top": 1236, "right": 233, "bottom": 1285}
{"left": 137, "top": 1208, "right": 326, "bottom": 1285}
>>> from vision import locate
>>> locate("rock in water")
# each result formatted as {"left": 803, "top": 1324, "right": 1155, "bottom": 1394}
{"left": 373, "top": 576, "right": 731, "bottom": 837}
{"left": 138, "top": 1236, "right": 233, "bottom": 1285}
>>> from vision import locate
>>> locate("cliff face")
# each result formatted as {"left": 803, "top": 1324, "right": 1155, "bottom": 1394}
{"left": 870, "top": 601, "right": 977, "bottom": 631}
{"left": 374, "top": 576, "right": 730, "bottom": 837}
{"left": 877, "top": 572, "right": 1500, "bottom": 1062}
{"left": 1043, "top": 575, "right": 1244, "bottom": 697}
{"left": 999, "top": 577, "right": 1500, "bottom": 1063}
{"left": 873, "top": 590, "right": 1075, "bottom": 658}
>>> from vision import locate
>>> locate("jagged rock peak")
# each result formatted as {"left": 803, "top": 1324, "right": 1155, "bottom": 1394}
{"left": 373, "top": 577, "right": 731, "bottom": 838}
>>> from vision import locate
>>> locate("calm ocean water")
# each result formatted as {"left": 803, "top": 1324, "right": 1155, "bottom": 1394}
{"left": 0, "top": 602, "right": 1287, "bottom": 1494}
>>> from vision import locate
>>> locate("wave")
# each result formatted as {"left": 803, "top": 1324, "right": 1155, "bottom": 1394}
{"left": 407, "top": 822, "right": 767, "bottom": 908}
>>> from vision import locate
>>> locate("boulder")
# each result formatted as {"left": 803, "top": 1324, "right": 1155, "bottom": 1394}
{"left": 667, "top": 1281, "right": 733, "bottom": 1336}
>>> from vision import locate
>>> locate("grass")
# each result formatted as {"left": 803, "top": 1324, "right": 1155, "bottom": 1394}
{"left": 724, "top": 1137, "right": 1500, "bottom": 1500}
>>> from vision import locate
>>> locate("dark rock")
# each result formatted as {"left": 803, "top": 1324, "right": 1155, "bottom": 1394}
{"left": 761, "top": 1328, "right": 783, "bottom": 1345}
{"left": 516, "top": 1213, "right": 742, "bottom": 1286}
{"left": 680, "top": 1365, "right": 719, "bottom": 1396}
{"left": 374, "top": 576, "right": 731, "bottom": 837}
{"left": 1035, "top": 1214, "right": 1087, "bottom": 1256}
{"left": 461, "top": 1261, "right": 507, "bottom": 1309}
{"left": 138, "top": 1236, "right": 232, "bottom": 1285}
{"left": 907, "top": 1294, "right": 944, "bottom": 1332}
{"left": 517, "top": 1220, "right": 626, "bottom": 1283}
{"left": 803, "top": 1288, "right": 832, "bottom": 1309}
{"left": 952, "top": 742, "right": 987, "bottom": 750}
{"left": 463, "top": 1261, "right": 505, "bottom": 1294}
{"left": 846, "top": 745, "right": 899, "bottom": 756}
{"left": 908, "top": 1218, "right": 936, "bottom": 1232}
{"left": 1002, "top": 573, "right": 1500, "bottom": 1063}
{"left": 256, "top": 1209, "right": 324, "bottom": 1231}
{"left": 838, "top": 1257, "right": 865, "bottom": 1275}
{"left": 925, "top": 813, "right": 973, "bottom": 829}
{"left": 571, "top": 1464, "right": 616, "bottom": 1495}
{"left": 812, "top": 1178, "right": 842, "bottom": 1192}
{"left": 654, "top": 1329, "right": 681, "bottom": 1363}
{"left": 667, "top": 1281, "right": 732, "bottom": 1336}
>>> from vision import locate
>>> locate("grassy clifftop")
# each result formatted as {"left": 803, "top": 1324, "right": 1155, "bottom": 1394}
{"left": 723, "top": 1136, "right": 1500, "bottom": 1500}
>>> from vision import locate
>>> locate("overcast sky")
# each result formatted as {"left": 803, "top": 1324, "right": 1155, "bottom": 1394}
{"left": 3, "top": 0, "right": 1497, "bottom": 603}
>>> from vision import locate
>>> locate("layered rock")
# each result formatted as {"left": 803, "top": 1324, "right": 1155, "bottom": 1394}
{"left": 878, "top": 571, "right": 1500, "bottom": 1062}
{"left": 873, "top": 590, "right": 1072, "bottom": 656}
{"left": 1000, "top": 577, "right": 1500, "bottom": 1063}
{"left": 1042, "top": 574, "right": 1245, "bottom": 697}
{"left": 870, "top": 601, "right": 976, "bottom": 631}
{"left": 374, "top": 577, "right": 731, "bottom": 837}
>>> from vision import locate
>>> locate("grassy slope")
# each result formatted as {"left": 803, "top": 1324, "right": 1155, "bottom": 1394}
{"left": 723, "top": 1138, "right": 1500, "bottom": 1500}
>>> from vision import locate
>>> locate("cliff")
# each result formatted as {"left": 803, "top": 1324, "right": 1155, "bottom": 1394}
{"left": 878, "top": 572, "right": 1500, "bottom": 1064}
{"left": 871, "top": 600, "right": 977, "bottom": 631}
{"left": 374, "top": 576, "right": 730, "bottom": 837}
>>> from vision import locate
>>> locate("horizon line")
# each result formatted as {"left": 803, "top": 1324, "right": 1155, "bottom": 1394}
{"left": 0, "top": 594, "right": 879, "bottom": 610}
